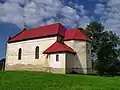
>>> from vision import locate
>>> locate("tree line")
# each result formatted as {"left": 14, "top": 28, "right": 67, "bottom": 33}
{"left": 83, "top": 21, "right": 120, "bottom": 76}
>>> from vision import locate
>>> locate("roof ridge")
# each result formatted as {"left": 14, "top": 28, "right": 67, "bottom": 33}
{"left": 43, "top": 41, "right": 57, "bottom": 53}
{"left": 43, "top": 41, "right": 76, "bottom": 54}
{"left": 56, "top": 23, "right": 60, "bottom": 34}
{"left": 28, "top": 23, "right": 60, "bottom": 31}
{"left": 58, "top": 41, "right": 75, "bottom": 52}
{"left": 56, "top": 23, "right": 66, "bottom": 36}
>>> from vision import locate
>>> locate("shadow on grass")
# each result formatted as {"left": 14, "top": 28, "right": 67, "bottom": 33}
{"left": 70, "top": 71, "right": 120, "bottom": 77}
{"left": 70, "top": 71, "right": 97, "bottom": 76}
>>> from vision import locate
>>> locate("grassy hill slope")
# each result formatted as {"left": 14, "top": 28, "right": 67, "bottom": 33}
{"left": 0, "top": 71, "right": 120, "bottom": 90}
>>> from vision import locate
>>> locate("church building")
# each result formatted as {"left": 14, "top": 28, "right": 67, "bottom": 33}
{"left": 5, "top": 23, "right": 92, "bottom": 74}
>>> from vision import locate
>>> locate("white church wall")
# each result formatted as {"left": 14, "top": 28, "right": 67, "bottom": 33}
{"left": 64, "top": 40, "right": 92, "bottom": 74}
{"left": 5, "top": 37, "right": 57, "bottom": 70}
{"left": 49, "top": 53, "right": 66, "bottom": 74}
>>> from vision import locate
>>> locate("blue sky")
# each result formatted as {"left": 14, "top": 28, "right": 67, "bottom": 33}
{"left": 0, "top": 0, "right": 120, "bottom": 59}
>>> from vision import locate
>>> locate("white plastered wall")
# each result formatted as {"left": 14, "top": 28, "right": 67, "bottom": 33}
{"left": 49, "top": 53, "right": 66, "bottom": 73}
{"left": 6, "top": 37, "right": 57, "bottom": 69}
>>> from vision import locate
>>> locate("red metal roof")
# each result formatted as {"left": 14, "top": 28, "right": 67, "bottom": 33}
{"left": 43, "top": 41, "right": 76, "bottom": 54}
{"left": 8, "top": 23, "right": 66, "bottom": 43}
{"left": 8, "top": 23, "right": 89, "bottom": 43}
{"left": 64, "top": 28, "right": 88, "bottom": 41}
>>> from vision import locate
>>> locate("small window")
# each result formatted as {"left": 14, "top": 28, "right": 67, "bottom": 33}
{"left": 18, "top": 48, "right": 22, "bottom": 60}
{"left": 56, "top": 55, "right": 59, "bottom": 62}
{"left": 35, "top": 46, "right": 39, "bottom": 59}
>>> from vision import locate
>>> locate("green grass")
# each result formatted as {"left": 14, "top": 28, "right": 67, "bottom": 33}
{"left": 0, "top": 71, "right": 120, "bottom": 90}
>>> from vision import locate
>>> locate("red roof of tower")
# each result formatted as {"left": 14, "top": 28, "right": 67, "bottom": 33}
{"left": 64, "top": 28, "right": 88, "bottom": 41}
{"left": 43, "top": 41, "right": 76, "bottom": 54}
{"left": 8, "top": 23, "right": 66, "bottom": 43}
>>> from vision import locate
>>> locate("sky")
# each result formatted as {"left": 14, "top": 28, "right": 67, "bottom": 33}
{"left": 0, "top": 0, "right": 120, "bottom": 59}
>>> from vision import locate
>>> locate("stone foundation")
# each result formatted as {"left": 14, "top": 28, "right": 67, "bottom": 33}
{"left": 5, "top": 64, "right": 92, "bottom": 74}
{"left": 5, "top": 64, "right": 66, "bottom": 74}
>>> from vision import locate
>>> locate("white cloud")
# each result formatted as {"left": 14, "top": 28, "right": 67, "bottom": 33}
{"left": 0, "top": 2, "right": 24, "bottom": 28}
{"left": 94, "top": 4, "right": 105, "bottom": 15}
{"left": 88, "top": 0, "right": 108, "bottom": 2}
{"left": 8, "top": 0, "right": 30, "bottom": 5}
{"left": 0, "top": 0, "right": 91, "bottom": 29}
{"left": 94, "top": 0, "right": 120, "bottom": 35}
{"left": 78, "top": 16, "right": 91, "bottom": 28}
{"left": 107, "top": 0, "right": 120, "bottom": 6}
{"left": 68, "top": 1, "right": 88, "bottom": 15}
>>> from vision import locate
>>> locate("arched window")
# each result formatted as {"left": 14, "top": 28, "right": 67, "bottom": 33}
{"left": 18, "top": 48, "right": 22, "bottom": 60}
{"left": 35, "top": 46, "right": 39, "bottom": 59}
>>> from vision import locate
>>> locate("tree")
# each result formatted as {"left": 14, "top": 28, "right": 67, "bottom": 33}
{"left": 84, "top": 21, "right": 120, "bottom": 76}
{"left": 84, "top": 21, "right": 104, "bottom": 61}
{"left": 0, "top": 58, "right": 5, "bottom": 70}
